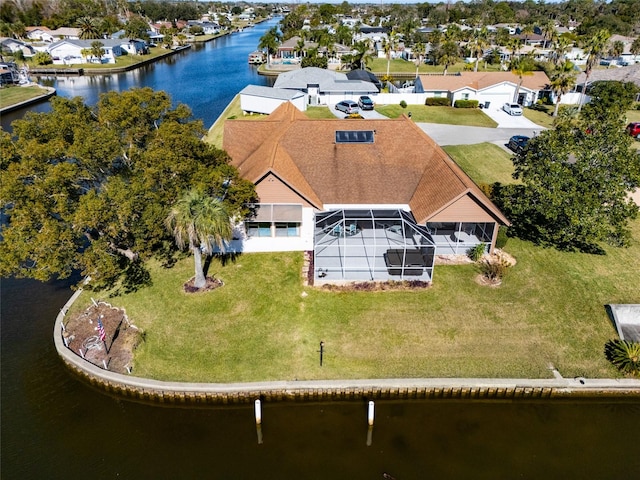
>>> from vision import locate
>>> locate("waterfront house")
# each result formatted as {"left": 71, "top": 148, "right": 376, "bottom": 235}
{"left": 25, "top": 26, "right": 55, "bottom": 43}
{"left": 415, "top": 71, "right": 550, "bottom": 107}
{"left": 239, "top": 85, "right": 306, "bottom": 114}
{"left": 223, "top": 103, "right": 509, "bottom": 282}
{"left": 0, "top": 37, "right": 36, "bottom": 57}
{"left": 273, "top": 67, "right": 378, "bottom": 106}
{"left": 48, "top": 39, "right": 123, "bottom": 64}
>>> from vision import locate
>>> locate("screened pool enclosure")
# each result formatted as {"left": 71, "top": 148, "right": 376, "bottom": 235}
{"left": 314, "top": 209, "right": 435, "bottom": 282}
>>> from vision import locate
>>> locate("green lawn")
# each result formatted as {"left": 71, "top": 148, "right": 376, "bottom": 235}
{"left": 376, "top": 104, "right": 498, "bottom": 128}
{"left": 204, "top": 95, "right": 267, "bottom": 148}
{"left": 0, "top": 85, "right": 50, "bottom": 109}
{"left": 366, "top": 58, "right": 502, "bottom": 76}
{"left": 304, "top": 106, "right": 338, "bottom": 119}
{"left": 72, "top": 142, "right": 639, "bottom": 383}
{"left": 443, "top": 143, "right": 516, "bottom": 185}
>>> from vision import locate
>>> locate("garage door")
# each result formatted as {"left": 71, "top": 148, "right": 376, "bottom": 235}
{"left": 479, "top": 93, "right": 512, "bottom": 109}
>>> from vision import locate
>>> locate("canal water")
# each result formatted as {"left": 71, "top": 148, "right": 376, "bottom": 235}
{"left": 2, "top": 17, "right": 640, "bottom": 479}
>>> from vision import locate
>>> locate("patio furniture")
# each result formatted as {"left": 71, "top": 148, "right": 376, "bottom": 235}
{"left": 451, "top": 231, "right": 474, "bottom": 243}
{"left": 384, "top": 249, "right": 426, "bottom": 276}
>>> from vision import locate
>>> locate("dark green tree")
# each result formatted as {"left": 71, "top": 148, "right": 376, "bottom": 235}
{"left": 0, "top": 89, "right": 256, "bottom": 289}
{"left": 496, "top": 81, "right": 640, "bottom": 253}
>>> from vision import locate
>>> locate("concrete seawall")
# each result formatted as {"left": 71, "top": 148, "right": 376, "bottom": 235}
{"left": 54, "top": 290, "right": 640, "bottom": 405}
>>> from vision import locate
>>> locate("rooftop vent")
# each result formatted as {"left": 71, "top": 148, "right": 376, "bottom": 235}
{"left": 335, "top": 130, "right": 375, "bottom": 144}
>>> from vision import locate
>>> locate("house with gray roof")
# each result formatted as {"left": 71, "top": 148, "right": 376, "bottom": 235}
{"left": 239, "top": 85, "right": 306, "bottom": 114}
{"left": 273, "top": 67, "right": 378, "bottom": 106}
{"left": 48, "top": 39, "right": 124, "bottom": 64}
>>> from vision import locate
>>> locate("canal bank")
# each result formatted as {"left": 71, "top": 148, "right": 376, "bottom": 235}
{"left": 54, "top": 288, "right": 640, "bottom": 405}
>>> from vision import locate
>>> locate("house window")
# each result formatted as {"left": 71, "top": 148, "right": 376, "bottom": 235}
{"left": 246, "top": 222, "right": 272, "bottom": 237}
{"left": 275, "top": 223, "right": 300, "bottom": 237}
{"left": 434, "top": 92, "right": 442, "bottom": 98}
{"left": 245, "top": 203, "right": 302, "bottom": 238}
{"left": 462, "top": 93, "right": 470, "bottom": 100}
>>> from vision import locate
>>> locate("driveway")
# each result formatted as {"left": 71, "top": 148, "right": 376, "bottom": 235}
{"left": 481, "top": 104, "right": 541, "bottom": 128}
{"left": 328, "top": 104, "right": 388, "bottom": 119}
{"left": 416, "top": 123, "right": 543, "bottom": 149}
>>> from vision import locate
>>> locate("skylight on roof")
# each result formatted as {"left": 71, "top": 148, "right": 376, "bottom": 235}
{"left": 335, "top": 130, "right": 375, "bottom": 144}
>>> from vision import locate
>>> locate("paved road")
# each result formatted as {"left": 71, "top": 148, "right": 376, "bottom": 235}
{"left": 416, "top": 123, "right": 543, "bottom": 148}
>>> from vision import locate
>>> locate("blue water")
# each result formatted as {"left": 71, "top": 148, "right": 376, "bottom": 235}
{"left": 2, "top": 17, "right": 640, "bottom": 478}
{"left": 2, "top": 19, "right": 277, "bottom": 130}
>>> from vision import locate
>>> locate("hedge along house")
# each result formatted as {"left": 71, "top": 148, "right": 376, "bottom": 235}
{"left": 415, "top": 71, "right": 551, "bottom": 107}
{"left": 223, "top": 103, "right": 509, "bottom": 283}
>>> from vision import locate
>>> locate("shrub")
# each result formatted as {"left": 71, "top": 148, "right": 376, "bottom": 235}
{"left": 467, "top": 243, "right": 486, "bottom": 262}
{"left": 33, "top": 51, "right": 53, "bottom": 65}
{"left": 477, "top": 182, "right": 494, "bottom": 199}
{"left": 496, "top": 226, "right": 509, "bottom": 249}
{"left": 425, "top": 97, "right": 450, "bottom": 106}
{"left": 604, "top": 339, "right": 640, "bottom": 377}
{"left": 399, "top": 100, "right": 407, "bottom": 108}
{"left": 453, "top": 99, "right": 479, "bottom": 108}
{"left": 345, "top": 113, "right": 363, "bottom": 119}
{"left": 479, "top": 257, "right": 510, "bottom": 282}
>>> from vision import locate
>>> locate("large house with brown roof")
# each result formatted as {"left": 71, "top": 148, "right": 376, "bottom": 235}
{"left": 415, "top": 71, "right": 550, "bottom": 107}
{"left": 223, "top": 103, "right": 509, "bottom": 282}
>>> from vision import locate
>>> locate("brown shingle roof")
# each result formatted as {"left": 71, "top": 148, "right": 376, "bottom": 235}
{"left": 223, "top": 103, "right": 509, "bottom": 224}
{"left": 418, "top": 71, "right": 550, "bottom": 92}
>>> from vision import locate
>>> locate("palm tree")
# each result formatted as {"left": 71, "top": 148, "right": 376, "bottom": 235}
{"left": 469, "top": 28, "right": 488, "bottom": 72}
{"left": 510, "top": 55, "right": 535, "bottom": 103}
{"left": 608, "top": 40, "right": 624, "bottom": 64}
{"left": 550, "top": 60, "right": 577, "bottom": 116}
{"left": 165, "top": 189, "right": 232, "bottom": 290}
{"left": 579, "top": 29, "right": 611, "bottom": 111}
{"left": 413, "top": 42, "right": 425, "bottom": 76}
{"left": 631, "top": 37, "right": 640, "bottom": 59}
{"left": 90, "top": 41, "right": 105, "bottom": 63}
{"left": 258, "top": 26, "right": 282, "bottom": 67}
{"left": 551, "top": 36, "right": 572, "bottom": 66}
{"left": 77, "top": 17, "right": 101, "bottom": 40}
{"left": 382, "top": 32, "right": 398, "bottom": 77}
{"left": 438, "top": 40, "right": 460, "bottom": 76}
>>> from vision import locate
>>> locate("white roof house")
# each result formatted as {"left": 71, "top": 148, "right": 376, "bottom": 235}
{"left": 273, "top": 67, "right": 378, "bottom": 106}
{"left": 239, "top": 85, "right": 306, "bottom": 114}
{"left": 48, "top": 39, "right": 124, "bottom": 65}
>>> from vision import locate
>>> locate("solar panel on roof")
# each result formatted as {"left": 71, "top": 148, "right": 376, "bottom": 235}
{"left": 335, "top": 130, "right": 375, "bottom": 144}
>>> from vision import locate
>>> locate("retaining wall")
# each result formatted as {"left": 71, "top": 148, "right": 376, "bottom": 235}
{"left": 54, "top": 290, "right": 640, "bottom": 405}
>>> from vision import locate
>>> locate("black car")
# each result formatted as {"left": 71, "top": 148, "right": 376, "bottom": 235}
{"left": 358, "top": 96, "right": 374, "bottom": 111}
{"left": 507, "top": 135, "right": 530, "bottom": 153}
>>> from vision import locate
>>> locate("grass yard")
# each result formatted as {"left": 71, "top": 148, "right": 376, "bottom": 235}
{"left": 0, "top": 85, "right": 50, "bottom": 109}
{"left": 74, "top": 141, "right": 639, "bottom": 383}
{"left": 367, "top": 58, "right": 502, "bottom": 75}
{"left": 304, "top": 106, "right": 338, "bottom": 119}
{"left": 204, "top": 95, "right": 266, "bottom": 148}
{"left": 80, "top": 219, "right": 639, "bottom": 383}
{"left": 443, "top": 143, "right": 516, "bottom": 185}
{"left": 376, "top": 104, "right": 498, "bottom": 128}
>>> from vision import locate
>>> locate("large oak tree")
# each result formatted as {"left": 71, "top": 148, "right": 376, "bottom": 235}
{"left": 496, "top": 81, "right": 640, "bottom": 253}
{"left": 0, "top": 88, "right": 256, "bottom": 289}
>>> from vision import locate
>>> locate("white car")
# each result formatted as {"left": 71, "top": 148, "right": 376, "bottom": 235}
{"left": 503, "top": 103, "right": 523, "bottom": 116}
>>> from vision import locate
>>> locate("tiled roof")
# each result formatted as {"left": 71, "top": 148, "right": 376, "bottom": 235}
{"left": 576, "top": 63, "right": 640, "bottom": 87}
{"left": 224, "top": 103, "right": 508, "bottom": 225}
{"left": 418, "top": 71, "right": 550, "bottom": 92}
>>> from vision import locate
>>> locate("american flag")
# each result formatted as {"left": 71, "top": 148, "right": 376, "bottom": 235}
{"left": 97, "top": 318, "right": 106, "bottom": 342}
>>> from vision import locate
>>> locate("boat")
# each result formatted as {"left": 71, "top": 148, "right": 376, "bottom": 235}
{"left": 248, "top": 51, "right": 266, "bottom": 64}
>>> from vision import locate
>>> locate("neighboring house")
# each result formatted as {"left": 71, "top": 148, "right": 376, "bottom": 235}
{"left": 607, "top": 34, "right": 640, "bottom": 65}
{"left": 345, "top": 69, "right": 382, "bottom": 91}
{"left": 48, "top": 39, "right": 123, "bottom": 64}
{"left": 277, "top": 36, "right": 317, "bottom": 60}
{"left": 273, "top": 67, "right": 378, "bottom": 106}
{"left": 570, "top": 63, "right": 640, "bottom": 103}
{"left": 120, "top": 39, "right": 148, "bottom": 55}
{"left": 0, "top": 37, "right": 36, "bottom": 57}
{"left": 239, "top": 85, "right": 306, "bottom": 114}
{"left": 25, "top": 26, "right": 55, "bottom": 43}
{"left": 223, "top": 103, "right": 509, "bottom": 283}
{"left": 49, "top": 27, "right": 81, "bottom": 40}
{"left": 415, "top": 71, "right": 551, "bottom": 107}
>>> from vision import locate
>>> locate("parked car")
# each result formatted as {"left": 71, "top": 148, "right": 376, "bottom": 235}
{"left": 358, "top": 95, "right": 374, "bottom": 110}
{"left": 507, "top": 135, "right": 530, "bottom": 153}
{"left": 502, "top": 103, "right": 523, "bottom": 116}
{"left": 626, "top": 122, "right": 640, "bottom": 139}
{"left": 335, "top": 100, "right": 359, "bottom": 114}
